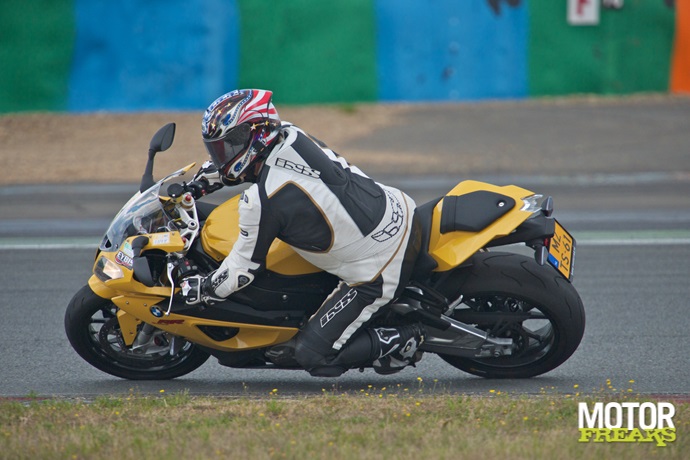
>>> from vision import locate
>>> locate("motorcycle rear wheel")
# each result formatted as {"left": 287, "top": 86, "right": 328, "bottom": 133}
{"left": 64, "top": 284, "right": 210, "bottom": 380}
{"left": 435, "top": 252, "right": 585, "bottom": 379}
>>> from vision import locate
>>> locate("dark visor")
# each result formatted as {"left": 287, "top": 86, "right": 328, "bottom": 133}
{"left": 203, "top": 123, "right": 253, "bottom": 169}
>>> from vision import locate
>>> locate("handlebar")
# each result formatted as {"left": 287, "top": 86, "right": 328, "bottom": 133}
{"left": 167, "top": 180, "right": 223, "bottom": 201}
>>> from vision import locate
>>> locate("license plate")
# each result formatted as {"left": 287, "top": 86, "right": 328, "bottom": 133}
{"left": 547, "top": 220, "right": 576, "bottom": 281}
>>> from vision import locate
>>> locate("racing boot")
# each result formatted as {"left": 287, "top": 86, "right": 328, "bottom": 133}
{"left": 265, "top": 338, "right": 299, "bottom": 368}
{"left": 370, "top": 324, "right": 426, "bottom": 375}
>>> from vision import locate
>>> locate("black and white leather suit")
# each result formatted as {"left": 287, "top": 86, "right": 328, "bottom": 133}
{"left": 205, "top": 124, "right": 422, "bottom": 376}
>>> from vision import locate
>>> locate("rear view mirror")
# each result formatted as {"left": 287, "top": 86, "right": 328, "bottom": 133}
{"left": 149, "top": 123, "right": 176, "bottom": 152}
{"left": 140, "top": 123, "right": 176, "bottom": 192}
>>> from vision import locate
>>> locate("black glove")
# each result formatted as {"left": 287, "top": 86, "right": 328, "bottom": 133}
{"left": 186, "top": 161, "right": 225, "bottom": 199}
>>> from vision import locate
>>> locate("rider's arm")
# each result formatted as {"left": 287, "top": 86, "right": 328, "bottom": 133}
{"left": 207, "top": 184, "right": 280, "bottom": 298}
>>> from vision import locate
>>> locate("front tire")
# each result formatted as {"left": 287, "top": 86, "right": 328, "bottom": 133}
{"left": 433, "top": 252, "right": 585, "bottom": 378}
{"left": 64, "top": 285, "right": 210, "bottom": 380}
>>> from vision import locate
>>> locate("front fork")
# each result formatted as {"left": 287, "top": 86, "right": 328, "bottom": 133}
{"left": 131, "top": 323, "right": 184, "bottom": 356}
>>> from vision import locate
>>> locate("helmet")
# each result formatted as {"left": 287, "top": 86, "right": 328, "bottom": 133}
{"left": 201, "top": 89, "right": 281, "bottom": 183}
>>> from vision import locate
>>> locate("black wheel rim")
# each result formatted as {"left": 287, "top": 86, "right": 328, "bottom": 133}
{"left": 86, "top": 303, "right": 198, "bottom": 372}
{"left": 453, "top": 295, "right": 557, "bottom": 368}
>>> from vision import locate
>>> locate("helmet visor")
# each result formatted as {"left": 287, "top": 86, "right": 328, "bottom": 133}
{"left": 203, "top": 123, "right": 253, "bottom": 172}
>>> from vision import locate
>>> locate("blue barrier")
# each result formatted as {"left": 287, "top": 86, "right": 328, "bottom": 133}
{"left": 68, "top": 0, "right": 239, "bottom": 111}
{"left": 375, "top": 0, "right": 527, "bottom": 101}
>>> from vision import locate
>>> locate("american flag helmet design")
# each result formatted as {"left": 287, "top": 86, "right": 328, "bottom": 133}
{"left": 202, "top": 89, "right": 281, "bottom": 181}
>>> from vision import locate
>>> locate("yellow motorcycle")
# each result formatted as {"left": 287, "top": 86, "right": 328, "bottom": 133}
{"left": 65, "top": 123, "right": 584, "bottom": 380}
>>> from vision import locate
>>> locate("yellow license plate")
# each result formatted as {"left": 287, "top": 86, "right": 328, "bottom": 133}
{"left": 547, "top": 220, "right": 576, "bottom": 280}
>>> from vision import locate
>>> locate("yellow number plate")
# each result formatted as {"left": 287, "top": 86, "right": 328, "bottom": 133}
{"left": 547, "top": 220, "right": 576, "bottom": 280}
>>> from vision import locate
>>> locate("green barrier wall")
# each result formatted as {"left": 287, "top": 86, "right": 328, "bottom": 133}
{"left": 237, "top": 0, "right": 378, "bottom": 104}
{"left": 528, "top": 0, "right": 675, "bottom": 95}
{"left": 0, "top": 0, "right": 74, "bottom": 112}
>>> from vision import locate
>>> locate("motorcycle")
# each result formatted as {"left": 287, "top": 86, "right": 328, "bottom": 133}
{"left": 65, "top": 123, "right": 585, "bottom": 380}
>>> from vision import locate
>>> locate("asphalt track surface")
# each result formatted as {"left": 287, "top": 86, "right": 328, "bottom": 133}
{"left": 1, "top": 97, "right": 689, "bottom": 398}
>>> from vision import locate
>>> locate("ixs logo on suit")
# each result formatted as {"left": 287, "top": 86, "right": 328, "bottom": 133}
{"left": 578, "top": 401, "right": 676, "bottom": 447}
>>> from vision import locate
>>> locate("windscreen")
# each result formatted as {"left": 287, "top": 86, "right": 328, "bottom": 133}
{"left": 99, "top": 184, "right": 175, "bottom": 252}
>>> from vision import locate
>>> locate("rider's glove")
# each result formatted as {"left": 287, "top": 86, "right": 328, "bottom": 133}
{"left": 180, "top": 274, "right": 225, "bottom": 306}
{"left": 193, "top": 161, "right": 221, "bottom": 183}
{"left": 181, "top": 261, "right": 256, "bottom": 306}
{"left": 186, "top": 161, "right": 224, "bottom": 199}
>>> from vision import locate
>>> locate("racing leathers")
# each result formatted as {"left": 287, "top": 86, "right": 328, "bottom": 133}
{"left": 193, "top": 124, "right": 425, "bottom": 376}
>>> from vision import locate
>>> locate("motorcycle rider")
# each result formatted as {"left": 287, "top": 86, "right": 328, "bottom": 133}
{"left": 183, "top": 89, "right": 425, "bottom": 376}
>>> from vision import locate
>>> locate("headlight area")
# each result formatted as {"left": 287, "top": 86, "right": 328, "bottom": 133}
{"left": 94, "top": 256, "right": 124, "bottom": 282}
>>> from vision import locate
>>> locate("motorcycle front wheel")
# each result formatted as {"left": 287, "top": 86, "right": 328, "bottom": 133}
{"left": 64, "top": 284, "right": 210, "bottom": 380}
{"left": 434, "top": 252, "right": 585, "bottom": 379}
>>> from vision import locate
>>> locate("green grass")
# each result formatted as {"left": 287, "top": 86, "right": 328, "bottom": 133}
{"left": 0, "top": 388, "right": 687, "bottom": 460}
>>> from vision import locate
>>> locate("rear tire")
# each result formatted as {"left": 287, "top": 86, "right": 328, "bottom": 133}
{"left": 65, "top": 285, "right": 210, "bottom": 380}
{"left": 434, "top": 252, "right": 585, "bottom": 378}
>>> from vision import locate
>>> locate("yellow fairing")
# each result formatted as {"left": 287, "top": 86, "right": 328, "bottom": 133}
{"left": 89, "top": 275, "right": 118, "bottom": 300}
{"left": 87, "top": 197, "right": 306, "bottom": 351}
{"left": 117, "top": 309, "right": 142, "bottom": 346}
{"left": 429, "top": 181, "right": 537, "bottom": 272}
{"left": 92, "top": 232, "right": 186, "bottom": 298}
{"left": 89, "top": 277, "right": 297, "bottom": 351}
{"left": 201, "top": 195, "right": 322, "bottom": 275}
{"left": 109, "top": 295, "right": 298, "bottom": 351}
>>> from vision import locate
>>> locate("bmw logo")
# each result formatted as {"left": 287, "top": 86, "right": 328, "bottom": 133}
{"left": 150, "top": 306, "right": 163, "bottom": 318}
